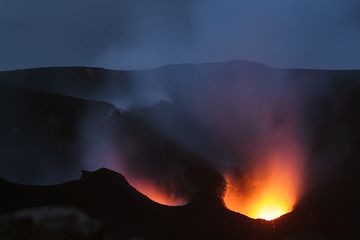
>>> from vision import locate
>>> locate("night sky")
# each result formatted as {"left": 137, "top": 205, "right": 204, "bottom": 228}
{"left": 1, "top": 0, "right": 360, "bottom": 70}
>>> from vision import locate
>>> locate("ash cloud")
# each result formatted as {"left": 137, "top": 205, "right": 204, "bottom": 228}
{"left": 78, "top": 62, "right": 328, "bottom": 204}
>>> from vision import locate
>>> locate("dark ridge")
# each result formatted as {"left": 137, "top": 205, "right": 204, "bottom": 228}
{"left": 0, "top": 167, "right": 276, "bottom": 240}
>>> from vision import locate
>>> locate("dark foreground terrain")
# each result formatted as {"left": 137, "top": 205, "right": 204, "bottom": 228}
{"left": 0, "top": 61, "right": 359, "bottom": 239}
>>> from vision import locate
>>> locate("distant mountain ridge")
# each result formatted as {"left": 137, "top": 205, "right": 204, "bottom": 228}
{"left": 1, "top": 60, "right": 360, "bottom": 109}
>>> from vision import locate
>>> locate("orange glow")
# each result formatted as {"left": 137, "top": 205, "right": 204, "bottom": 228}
{"left": 224, "top": 144, "right": 303, "bottom": 221}
{"left": 129, "top": 179, "right": 187, "bottom": 206}
{"left": 104, "top": 148, "right": 188, "bottom": 207}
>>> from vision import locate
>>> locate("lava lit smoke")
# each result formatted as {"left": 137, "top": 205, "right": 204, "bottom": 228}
{"left": 222, "top": 109, "right": 305, "bottom": 220}
{"left": 79, "top": 62, "right": 317, "bottom": 215}
{"left": 161, "top": 63, "right": 309, "bottom": 219}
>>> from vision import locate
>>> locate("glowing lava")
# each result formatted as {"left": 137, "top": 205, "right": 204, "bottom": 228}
{"left": 223, "top": 146, "right": 303, "bottom": 221}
